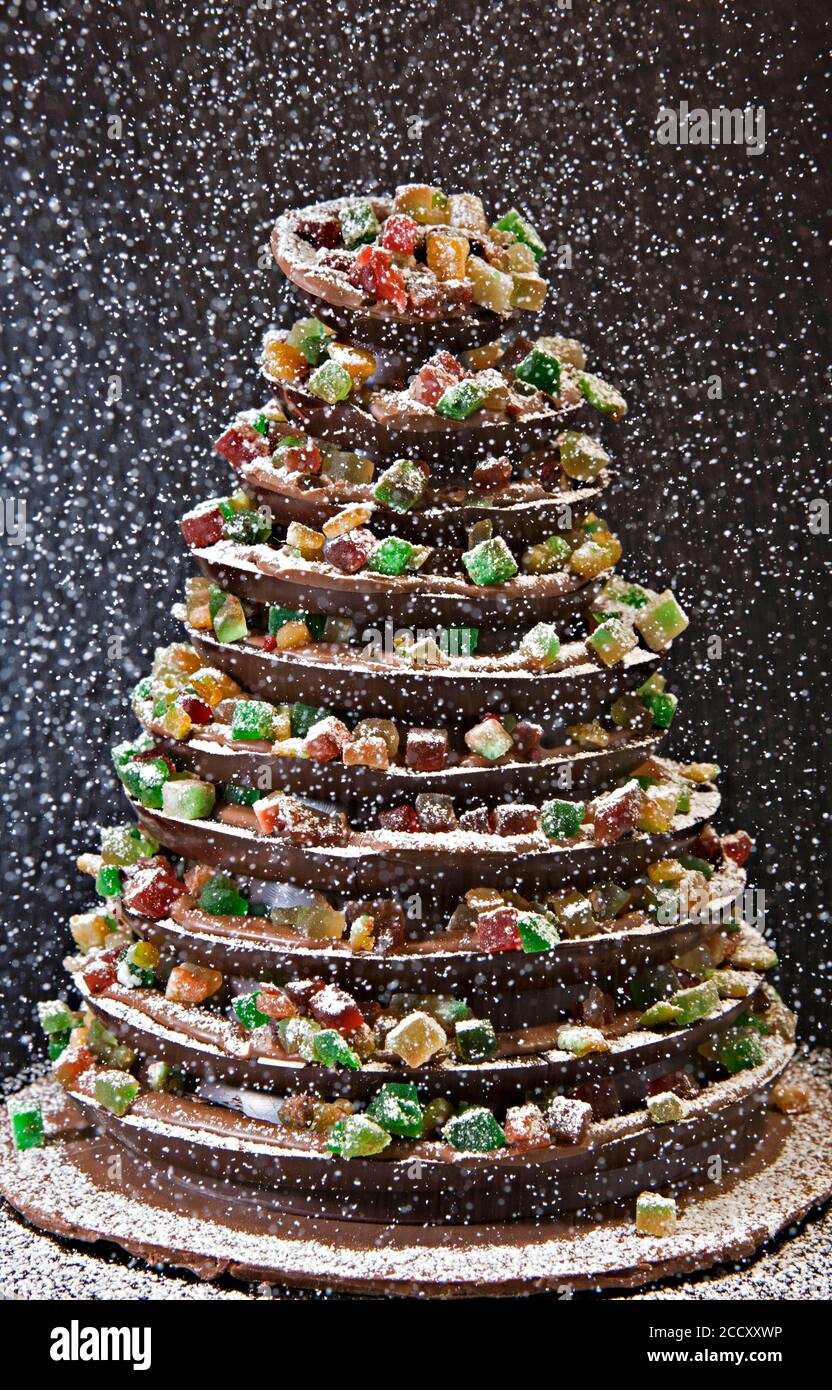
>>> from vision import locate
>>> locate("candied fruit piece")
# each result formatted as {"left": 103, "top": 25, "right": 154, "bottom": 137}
{"left": 515, "top": 346, "right": 560, "bottom": 395}
{"left": 52, "top": 1028, "right": 94, "bottom": 1086}
{"left": 492, "top": 804, "right": 539, "bottom": 836}
{"left": 671, "top": 978, "right": 720, "bottom": 1025}
{"left": 392, "top": 184, "right": 450, "bottom": 225}
{"left": 367, "top": 1082, "right": 424, "bottom": 1138}
{"left": 640, "top": 689, "right": 678, "bottom": 729}
{"left": 556, "top": 1026, "right": 609, "bottom": 1057}
{"left": 540, "top": 798, "right": 586, "bottom": 840}
{"left": 589, "top": 780, "right": 643, "bottom": 845}
{"left": 385, "top": 1010, "right": 447, "bottom": 1067}
{"left": 261, "top": 334, "right": 308, "bottom": 383}
{"left": 339, "top": 200, "right": 379, "bottom": 249}
{"left": 512, "top": 719, "right": 543, "bottom": 757}
{"left": 426, "top": 226, "right": 469, "bottom": 281}
{"left": 405, "top": 727, "right": 448, "bottom": 772}
{"left": 293, "top": 902, "right": 347, "bottom": 941}
{"left": 304, "top": 715, "right": 352, "bottom": 762}
{"left": 381, "top": 213, "right": 419, "bottom": 255}
{"left": 274, "top": 436, "right": 323, "bottom": 475}
{"left": 435, "top": 376, "right": 491, "bottom": 420}
{"left": 181, "top": 501, "right": 225, "bottom": 549}
{"left": 162, "top": 777, "right": 215, "bottom": 821}
{"left": 286, "top": 316, "right": 335, "bottom": 365}
{"left": 646, "top": 1092, "right": 685, "bottom": 1125}
{"left": 557, "top": 430, "right": 609, "bottom": 482}
{"left": 348, "top": 914, "right": 375, "bottom": 953}
{"left": 232, "top": 699, "right": 277, "bottom": 742}
{"left": 209, "top": 588, "right": 248, "bottom": 645}
{"left": 454, "top": 1017, "right": 497, "bottom": 1063}
{"left": 636, "top": 782, "right": 681, "bottom": 833}
{"left": 635, "top": 590, "right": 689, "bottom": 652}
{"left": 379, "top": 805, "right": 420, "bottom": 833}
{"left": 327, "top": 1113, "right": 390, "bottom": 1157}
{"left": 522, "top": 534, "right": 572, "bottom": 574}
{"left": 327, "top": 340, "right": 377, "bottom": 387}
{"left": 579, "top": 372, "right": 627, "bottom": 420}
{"left": 286, "top": 521, "right": 325, "bottom": 559}
{"left": 343, "top": 735, "right": 389, "bottom": 769}
{"left": 366, "top": 535, "right": 420, "bottom": 576}
{"left": 307, "top": 358, "right": 353, "bottom": 404}
{"left": 372, "top": 458, "right": 427, "bottom": 512}
{"left": 587, "top": 616, "right": 638, "bottom": 667}
{"left": 414, "top": 792, "right": 456, "bottom": 833}
{"left": 351, "top": 243, "right": 407, "bottom": 311}
{"left": 520, "top": 622, "right": 561, "bottom": 669}
{"left": 635, "top": 1192, "right": 677, "bottom": 1238}
{"left": 569, "top": 532, "right": 622, "bottom": 578}
{"left": 546, "top": 1095, "right": 592, "bottom": 1145}
{"left": 494, "top": 208, "right": 546, "bottom": 263}
{"left": 510, "top": 271, "right": 547, "bottom": 310}
{"left": 771, "top": 1073, "right": 811, "bottom": 1114}
{"left": 9, "top": 1101, "right": 44, "bottom": 1151}
{"left": 472, "top": 456, "right": 513, "bottom": 491}
{"left": 463, "top": 535, "right": 518, "bottom": 585}
{"left": 312, "top": 1029, "right": 361, "bottom": 1070}
{"left": 517, "top": 910, "right": 560, "bottom": 953}
{"left": 214, "top": 420, "right": 272, "bottom": 469}
{"left": 94, "top": 1070, "right": 139, "bottom": 1118}
{"left": 476, "top": 906, "right": 521, "bottom": 953}
{"left": 166, "top": 961, "right": 223, "bottom": 1004}
{"left": 459, "top": 807, "right": 492, "bottom": 833}
{"left": 443, "top": 1107, "right": 505, "bottom": 1152}
{"left": 729, "top": 923, "right": 778, "bottom": 971}
{"left": 295, "top": 212, "right": 341, "bottom": 248}
{"left": 122, "top": 864, "right": 183, "bottom": 919}
{"left": 69, "top": 911, "right": 116, "bottom": 953}
{"left": 199, "top": 873, "right": 248, "bottom": 915}
{"left": 466, "top": 254, "right": 514, "bottom": 314}
{"left": 323, "top": 527, "right": 376, "bottom": 573}
{"left": 503, "top": 1102, "right": 549, "bottom": 1150}
{"left": 465, "top": 716, "right": 513, "bottom": 761}
{"left": 722, "top": 830, "right": 753, "bottom": 866}
{"left": 309, "top": 984, "right": 365, "bottom": 1034}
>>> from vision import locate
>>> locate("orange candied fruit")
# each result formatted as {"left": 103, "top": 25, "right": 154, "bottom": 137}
{"left": 261, "top": 335, "right": 308, "bottom": 384}
{"left": 165, "top": 961, "right": 224, "bottom": 1005}
{"left": 327, "top": 341, "right": 377, "bottom": 387}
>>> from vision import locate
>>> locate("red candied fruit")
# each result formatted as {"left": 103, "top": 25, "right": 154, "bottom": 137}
{"left": 491, "top": 804, "right": 539, "bottom": 836}
{"left": 409, "top": 351, "right": 466, "bottom": 408}
{"left": 295, "top": 213, "right": 342, "bottom": 249}
{"left": 350, "top": 244, "right": 407, "bottom": 312}
{"left": 476, "top": 906, "right": 521, "bottom": 953}
{"left": 721, "top": 830, "right": 753, "bottom": 866}
{"left": 178, "top": 694, "right": 212, "bottom": 724}
{"left": 282, "top": 441, "right": 322, "bottom": 475}
{"left": 458, "top": 807, "right": 493, "bottom": 833}
{"left": 309, "top": 983, "right": 366, "bottom": 1035}
{"left": 53, "top": 1029, "right": 95, "bottom": 1086}
{"left": 691, "top": 823, "right": 723, "bottom": 862}
{"left": 589, "top": 781, "right": 644, "bottom": 846}
{"left": 254, "top": 794, "right": 347, "bottom": 846}
{"left": 472, "top": 457, "right": 513, "bottom": 492}
{"left": 80, "top": 947, "right": 121, "bottom": 995}
{"left": 255, "top": 984, "right": 298, "bottom": 1021}
{"left": 407, "top": 278, "right": 472, "bottom": 320}
{"left": 539, "top": 456, "right": 563, "bottom": 490}
{"left": 122, "top": 864, "right": 184, "bottom": 920}
{"left": 283, "top": 978, "right": 326, "bottom": 1008}
{"left": 647, "top": 1069, "right": 700, "bottom": 1099}
{"left": 378, "top": 805, "right": 420, "bottom": 834}
{"left": 180, "top": 504, "right": 225, "bottom": 549}
{"left": 262, "top": 634, "right": 277, "bottom": 652}
{"left": 381, "top": 214, "right": 419, "bottom": 256}
{"left": 323, "top": 528, "right": 376, "bottom": 574}
{"left": 214, "top": 424, "right": 271, "bottom": 470}
{"left": 404, "top": 727, "right": 448, "bottom": 772}
{"left": 512, "top": 720, "right": 543, "bottom": 758}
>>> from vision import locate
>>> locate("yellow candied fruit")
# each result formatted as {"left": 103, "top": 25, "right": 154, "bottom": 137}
{"left": 273, "top": 620, "right": 311, "bottom": 652}
{"left": 293, "top": 901, "right": 347, "bottom": 940}
{"left": 152, "top": 643, "right": 202, "bottom": 678}
{"left": 537, "top": 335, "right": 587, "bottom": 369}
{"left": 771, "top": 1074, "right": 811, "bottom": 1115}
{"left": 348, "top": 916, "right": 375, "bottom": 953}
{"left": 393, "top": 183, "right": 450, "bottom": 225}
{"left": 569, "top": 534, "right": 623, "bottom": 578}
{"left": 647, "top": 859, "right": 685, "bottom": 884}
{"left": 510, "top": 272, "right": 547, "bottom": 311}
{"left": 522, "top": 542, "right": 567, "bottom": 576}
{"left": 426, "top": 227, "right": 470, "bottom": 282}
{"left": 465, "top": 254, "right": 514, "bottom": 314}
{"left": 680, "top": 761, "right": 721, "bottom": 783}
{"left": 322, "top": 503, "right": 374, "bottom": 538}
{"left": 286, "top": 522, "right": 325, "bottom": 559}
{"left": 637, "top": 783, "right": 681, "bottom": 834}
{"left": 352, "top": 717, "right": 400, "bottom": 759}
{"left": 261, "top": 334, "right": 308, "bottom": 383}
{"left": 157, "top": 703, "right": 192, "bottom": 741}
{"left": 326, "top": 341, "right": 377, "bottom": 387}
{"left": 76, "top": 853, "right": 102, "bottom": 877}
{"left": 566, "top": 722, "right": 611, "bottom": 749}
{"left": 70, "top": 911, "right": 115, "bottom": 952}
{"left": 342, "top": 735, "right": 389, "bottom": 770}
{"left": 189, "top": 666, "right": 242, "bottom": 708}
{"left": 185, "top": 576, "right": 212, "bottom": 631}
{"left": 635, "top": 1191, "right": 677, "bottom": 1238}
{"left": 464, "top": 339, "right": 505, "bottom": 372}
{"left": 448, "top": 192, "right": 489, "bottom": 232}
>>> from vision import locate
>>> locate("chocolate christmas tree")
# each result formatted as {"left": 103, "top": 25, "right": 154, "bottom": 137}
{"left": 10, "top": 187, "right": 810, "bottom": 1287}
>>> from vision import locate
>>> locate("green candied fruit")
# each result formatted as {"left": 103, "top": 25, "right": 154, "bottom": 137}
{"left": 9, "top": 1101, "right": 44, "bottom": 1151}
{"left": 641, "top": 691, "right": 678, "bottom": 729}
{"left": 100, "top": 824, "right": 159, "bottom": 867}
{"left": 199, "top": 874, "right": 249, "bottom": 916}
{"left": 146, "top": 1060, "right": 184, "bottom": 1093}
{"left": 268, "top": 607, "right": 327, "bottom": 639}
{"left": 221, "top": 509, "right": 273, "bottom": 545}
{"left": 161, "top": 777, "right": 216, "bottom": 821}
{"left": 515, "top": 347, "right": 561, "bottom": 396}
{"left": 443, "top": 1106, "right": 505, "bottom": 1152}
{"left": 495, "top": 208, "right": 546, "bottom": 263}
{"left": 587, "top": 617, "right": 637, "bottom": 667}
{"left": 517, "top": 911, "right": 561, "bottom": 953}
{"left": 95, "top": 865, "right": 122, "bottom": 898}
{"left": 131, "top": 676, "right": 153, "bottom": 706}
{"left": 231, "top": 699, "right": 276, "bottom": 742}
{"left": 131, "top": 757, "right": 171, "bottom": 810}
{"left": 543, "top": 534, "right": 572, "bottom": 564}
{"left": 94, "top": 1070, "right": 139, "bottom": 1118}
{"left": 635, "top": 590, "right": 689, "bottom": 653}
{"left": 276, "top": 1016, "right": 321, "bottom": 1059}
{"left": 222, "top": 784, "right": 261, "bottom": 808}
{"left": 339, "top": 201, "right": 380, "bottom": 249}
{"left": 117, "top": 941, "right": 157, "bottom": 988}
{"left": 718, "top": 1025, "right": 766, "bottom": 1075}
{"left": 670, "top": 978, "right": 720, "bottom": 1026}
{"left": 435, "top": 378, "right": 490, "bottom": 420}
{"left": 87, "top": 1016, "right": 136, "bottom": 1070}
{"left": 578, "top": 372, "right": 628, "bottom": 420}
{"left": 520, "top": 622, "right": 561, "bottom": 666}
{"left": 646, "top": 1091, "right": 686, "bottom": 1125}
{"left": 48, "top": 1031, "right": 72, "bottom": 1060}
{"left": 367, "top": 1082, "right": 424, "bottom": 1138}
{"left": 428, "top": 995, "right": 472, "bottom": 1028}
{"left": 371, "top": 459, "right": 427, "bottom": 513}
{"left": 327, "top": 1113, "right": 391, "bottom": 1158}
{"left": 439, "top": 626, "right": 479, "bottom": 657}
{"left": 290, "top": 702, "right": 332, "bottom": 738}
{"left": 209, "top": 587, "right": 249, "bottom": 645}
{"left": 540, "top": 799, "right": 586, "bottom": 840}
{"left": 233, "top": 991, "right": 270, "bottom": 1030}
{"left": 557, "top": 430, "right": 610, "bottom": 482}
{"left": 638, "top": 999, "right": 683, "bottom": 1029}
{"left": 556, "top": 1026, "right": 609, "bottom": 1057}
{"left": 286, "top": 315, "right": 335, "bottom": 364}
{"left": 312, "top": 1029, "right": 361, "bottom": 1071}
{"left": 677, "top": 851, "right": 714, "bottom": 880}
{"left": 422, "top": 1096, "right": 454, "bottom": 1135}
{"left": 112, "top": 734, "right": 153, "bottom": 771}
{"left": 462, "top": 536, "right": 518, "bottom": 586}
{"left": 366, "top": 535, "right": 419, "bottom": 577}
{"left": 307, "top": 358, "right": 353, "bottom": 404}
{"left": 455, "top": 1017, "right": 498, "bottom": 1063}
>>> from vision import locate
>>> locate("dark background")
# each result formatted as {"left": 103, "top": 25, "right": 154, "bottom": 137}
{"left": 1, "top": 0, "right": 830, "bottom": 1075}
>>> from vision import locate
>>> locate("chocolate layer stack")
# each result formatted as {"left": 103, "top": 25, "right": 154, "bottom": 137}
{"left": 50, "top": 189, "right": 797, "bottom": 1240}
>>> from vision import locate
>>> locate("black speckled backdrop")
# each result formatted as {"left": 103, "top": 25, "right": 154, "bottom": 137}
{"left": 0, "top": 0, "right": 830, "bottom": 1073}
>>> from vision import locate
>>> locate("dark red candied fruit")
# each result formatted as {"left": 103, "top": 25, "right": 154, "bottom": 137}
{"left": 539, "top": 456, "right": 564, "bottom": 490}
{"left": 122, "top": 864, "right": 184, "bottom": 920}
{"left": 589, "top": 781, "right": 644, "bottom": 846}
{"left": 404, "top": 727, "right": 449, "bottom": 772}
{"left": 177, "top": 694, "right": 212, "bottom": 724}
{"left": 350, "top": 244, "right": 407, "bottom": 312}
{"left": 80, "top": 946, "right": 122, "bottom": 995}
{"left": 573, "top": 1078, "right": 621, "bottom": 1119}
{"left": 476, "top": 906, "right": 521, "bottom": 953}
{"left": 378, "top": 805, "right": 420, "bottom": 834}
{"left": 472, "top": 456, "right": 513, "bottom": 492}
{"left": 511, "top": 720, "right": 543, "bottom": 758}
{"left": 414, "top": 793, "right": 457, "bottom": 832}
{"left": 295, "top": 213, "right": 342, "bottom": 249}
{"left": 690, "top": 823, "right": 723, "bottom": 862}
{"left": 262, "top": 634, "right": 277, "bottom": 652}
{"left": 409, "top": 351, "right": 466, "bottom": 408}
{"left": 283, "top": 977, "right": 326, "bottom": 1008}
{"left": 458, "top": 806, "right": 493, "bottom": 833}
{"left": 323, "top": 528, "right": 376, "bottom": 574}
{"left": 491, "top": 803, "right": 540, "bottom": 836}
{"left": 380, "top": 214, "right": 419, "bottom": 255}
{"left": 180, "top": 503, "right": 225, "bottom": 549}
{"left": 308, "top": 983, "right": 366, "bottom": 1035}
{"left": 214, "top": 424, "right": 271, "bottom": 470}
{"left": 318, "top": 248, "right": 357, "bottom": 278}
{"left": 721, "top": 830, "right": 753, "bottom": 866}
{"left": 282, "top": 441, "right": 322, "bottom": 475}
{"left": 647, "top": 1068, "right": 700, "bottom": 1099}
{"left": 407, "top": 278, "right": 472, "bottom": 320}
